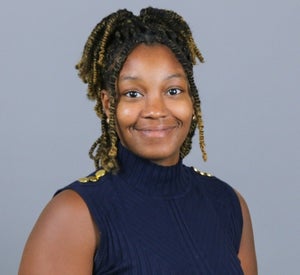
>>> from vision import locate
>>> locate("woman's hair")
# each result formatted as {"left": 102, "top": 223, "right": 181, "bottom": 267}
{"left": 76, "top": 7, "right": 207, "bottom": 172}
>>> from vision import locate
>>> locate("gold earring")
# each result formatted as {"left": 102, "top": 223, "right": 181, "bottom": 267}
{"left": 192, "top": 114, "right": 196, "bottom": 121}
{"left": 106, "top": 118, "right": 110, "bottom": 124}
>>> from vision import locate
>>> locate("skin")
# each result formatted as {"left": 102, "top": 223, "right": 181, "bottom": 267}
{"left": 18, "top": 190, "right": 98, "bottom": 275}
{"left": 18, "top": 44, "right": 257, "bottom": 275}
{"left": 102, "top": 44, "right": 194, "bottom": 166}
{"left": 236, "top": 191, "right": 258, "bottom": 274}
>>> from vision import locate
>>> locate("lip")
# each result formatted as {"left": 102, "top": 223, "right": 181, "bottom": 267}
{"left": 134, "top": 125, "right": 177, "bottom": 138}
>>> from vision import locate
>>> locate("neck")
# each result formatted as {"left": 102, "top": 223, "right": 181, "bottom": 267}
{"left": 116, "top": 143, "right": 191, "bottom": 198}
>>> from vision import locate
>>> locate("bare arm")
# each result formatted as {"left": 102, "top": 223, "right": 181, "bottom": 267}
{"left": 236, "top": 191, "right": 258, "bottom": 275}
{"left": 18, "top": 190, "right": 99, "bottom": 275}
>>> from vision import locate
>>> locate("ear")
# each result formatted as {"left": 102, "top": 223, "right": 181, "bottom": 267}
{"left": 100, "top": 90, "right": 110, "bottom": 118}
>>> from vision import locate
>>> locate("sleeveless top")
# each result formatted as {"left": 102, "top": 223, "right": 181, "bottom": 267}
{"left": 56, "top": 144, "right": 244, "bottom": 274}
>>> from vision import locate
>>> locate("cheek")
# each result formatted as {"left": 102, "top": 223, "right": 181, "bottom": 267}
{"left": 172, "top": 100, "right": 193, "bottom": 123}
{"left": 116, "top": 103, "right": 136, "bottom": 128}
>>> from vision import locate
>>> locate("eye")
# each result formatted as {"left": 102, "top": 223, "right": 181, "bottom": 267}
{"left": 124, "top": 90, "right": 143, "bottom": 98}
{"left": 167, "top": 88, "right": 183, "bottom": 96}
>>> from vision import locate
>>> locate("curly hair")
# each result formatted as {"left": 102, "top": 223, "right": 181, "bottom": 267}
{"left": 75, "top": 7, "right": 207, "bottom": 172}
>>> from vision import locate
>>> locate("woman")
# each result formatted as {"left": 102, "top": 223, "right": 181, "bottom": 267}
{"left": 19, "top": 7, "right": 257, "bottom": 274}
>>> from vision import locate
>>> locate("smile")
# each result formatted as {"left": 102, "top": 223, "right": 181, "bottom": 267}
{"left": 134, "top": 126, "right": 177, "bottom": 138}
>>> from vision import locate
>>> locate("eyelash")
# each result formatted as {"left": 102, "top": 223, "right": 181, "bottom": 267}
{"left": 124, "top": 88, "right": 183, "bottom": 98}
{"left": 124, "top": 90, "right": 142, "bottom": 98}
{"left": 167, "top": 88, "right": 182, "bottom": 96}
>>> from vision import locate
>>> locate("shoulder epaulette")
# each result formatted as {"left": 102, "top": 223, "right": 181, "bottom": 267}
{"left": 192, "top": 167, "right": 213, "bottom": 177}
{"left": 78, "top": 169, "right": 106, "bottom": 183}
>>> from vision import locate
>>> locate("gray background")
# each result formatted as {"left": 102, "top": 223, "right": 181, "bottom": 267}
{"left": 1, "top": 0, "right": 299, "bottom": 274}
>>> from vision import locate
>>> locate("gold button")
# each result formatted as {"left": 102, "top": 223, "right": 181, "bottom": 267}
{"left": 193, "top": 167, "right": 213, "bottom": 177}
{"left": 95, "top": 169, "right": 106, "bottom": 179}
{"left": 193, "top": 167, "right": 199, "bottom": 173}
{"left": 78, "top": 177, "right": 89, "bottom": 183}
{"left": 88, "top": 176, "right": 98, "bottom": 182}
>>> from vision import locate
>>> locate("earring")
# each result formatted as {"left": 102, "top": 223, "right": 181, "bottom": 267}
{"left": 192, "top": 114, "right": 196, "bottom": 121}
{"left": 106, "top": 118, "right": 110, "bottom": 124}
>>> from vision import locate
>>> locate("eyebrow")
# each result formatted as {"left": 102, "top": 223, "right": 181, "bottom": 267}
{"left": 118, "top": 75, "right": 139, "bottom": 82}
{"left": 165, "top": 73, "right": 186, "bottom": 80}
{"left": 119, "top": 73, "right": 186, "bottom": 82}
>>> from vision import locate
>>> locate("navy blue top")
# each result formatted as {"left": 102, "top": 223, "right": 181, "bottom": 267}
{"left": 56, "top": 144, "right": 244, "bottom": 274}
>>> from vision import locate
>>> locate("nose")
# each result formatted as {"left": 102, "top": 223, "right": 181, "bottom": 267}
{"left": 142, "top": 94, "right": 169, "bottom": 119}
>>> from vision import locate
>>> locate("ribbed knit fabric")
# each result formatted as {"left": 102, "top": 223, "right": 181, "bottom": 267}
{"left": 56, "top": 144, "right": 244, "bottom": 274}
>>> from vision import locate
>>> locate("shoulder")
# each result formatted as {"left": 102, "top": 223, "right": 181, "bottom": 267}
{"left": 55, "top": 169, "right": 112, "bottom": 201}
{"left": 44, "top": 190, "right": 98, "bottom": 245}
{"left": 31, "top": 189, "right": 97, "bottom": 241}
{"left": 191, "top": 166, "right": 237, "bottom": 201}
{"left": 192, "top": 167, "right": 241, "bottom": 213}
{"left": 19, "top": 190, "right": 98, "bottom": 274}
{"left": 30, "top": 189, "right": 97, "bottom": 243}
{"left": 49, "top": 189, "right": 96, "bottom": 226}
{"left": 190, "top": 166, "right": 257, "bottom": 273}
{"left": 191, "top": 166, "right": 243, "bottom": 243}
{"left": 53, "top": 169, "right": 120, "bottom": 235}
{"left": 191, "top": 167, "right": 247, "bottom": 216}
{"left": 234, "top": 190, "right": 258, "bottom": 274}
{"left": 77, "top": 168, "right": 107, "bottom": 184}
{"left": 234, "top": 189, "right": 250, "bottom": 219}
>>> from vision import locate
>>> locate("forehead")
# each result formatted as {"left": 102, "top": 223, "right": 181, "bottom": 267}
{"left": 119, "top": 44, "right": 186, "bottom": 78}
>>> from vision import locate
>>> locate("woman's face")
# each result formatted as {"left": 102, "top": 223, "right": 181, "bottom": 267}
{"left": 103, "top": 44, "right": 193, "bottom": 166}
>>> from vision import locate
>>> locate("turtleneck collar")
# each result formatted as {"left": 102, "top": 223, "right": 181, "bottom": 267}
{"left": 116, "top": 143, "right": 191, "bottom": 198}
